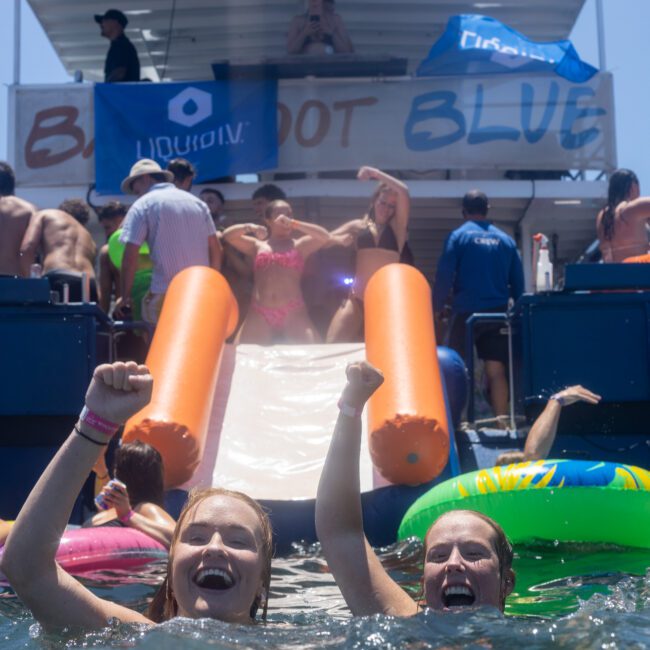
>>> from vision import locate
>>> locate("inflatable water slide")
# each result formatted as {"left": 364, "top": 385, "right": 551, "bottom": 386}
{"left": 121, "top": 264, "right": 465, "bottom": 552}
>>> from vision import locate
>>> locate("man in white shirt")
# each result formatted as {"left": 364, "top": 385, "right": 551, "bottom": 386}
{"left": 114, "top": 159, "right": 222, "bottom": 324}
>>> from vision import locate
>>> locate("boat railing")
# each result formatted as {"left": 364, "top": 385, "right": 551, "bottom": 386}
{"left": 464, "top": 311, "right": 514, "bottom": 430}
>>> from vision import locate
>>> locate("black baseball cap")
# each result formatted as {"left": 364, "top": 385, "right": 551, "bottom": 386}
{"left": 94, "top": 9, "right": 128, "bottom": 27}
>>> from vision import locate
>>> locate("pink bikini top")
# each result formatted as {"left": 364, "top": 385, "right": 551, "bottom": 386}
{"left": 254, "top": 248, "right": 304, "bottom": 273}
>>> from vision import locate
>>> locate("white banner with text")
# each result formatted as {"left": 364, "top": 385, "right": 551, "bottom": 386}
{"left": 10, "top": 73, "right": 615, "bottom": 188}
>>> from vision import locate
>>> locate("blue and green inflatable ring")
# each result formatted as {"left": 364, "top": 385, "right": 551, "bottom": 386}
{"left": 399, "top": 459, "right": 650, "bottom": 548}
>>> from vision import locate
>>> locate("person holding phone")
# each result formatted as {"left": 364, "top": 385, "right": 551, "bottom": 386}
{"left": 87, "top": 440, "right": 176, "bottom": 548}
{"left": 287, "top": 0, "right": 354, "bottom": 54}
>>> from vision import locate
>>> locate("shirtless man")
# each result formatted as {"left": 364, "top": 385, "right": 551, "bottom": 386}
{"left": 597, "top": 169, "right": 650, "bottom": 262}
{"left": 0, "top": 162, "right": 37, "bottom": 277}
{"left": 20, "top": 202, "right": 98, "bottom": 302}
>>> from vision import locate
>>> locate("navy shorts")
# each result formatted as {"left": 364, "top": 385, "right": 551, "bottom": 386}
{"left": 447, "top": 306, "right": 509, "bottom": 365}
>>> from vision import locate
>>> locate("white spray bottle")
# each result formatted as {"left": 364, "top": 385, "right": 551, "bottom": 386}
{"left": 533, "top": 233, "right": 553, "bottom": 292}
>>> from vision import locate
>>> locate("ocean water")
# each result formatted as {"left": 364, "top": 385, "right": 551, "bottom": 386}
{"left": 3, "top": 539, "right": 650, "bottom": 649}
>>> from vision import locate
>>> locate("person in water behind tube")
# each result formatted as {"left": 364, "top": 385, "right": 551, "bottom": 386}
{"left": 87, "top": 440, "right": 176, "bottom": 548}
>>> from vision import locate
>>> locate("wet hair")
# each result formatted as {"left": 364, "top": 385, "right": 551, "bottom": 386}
{"left": 462, "top": 190, "right": 489, "bottom": 217}
{"left": 200, "top": 188, "right": 225, "bottom": 204}
{"left": 264, "top": 199, "right": 290, "bottom": 221}
{"left": 113, "top": 440, "right": 165, "bottom": 508}
{"left": 367, "top": 183, "right": 396, "bottom": 223}
{"left": 252, "top": 184, "right": 287, "bottom": 202}
{"left": 0, "top": 162, "right": 15, "bottom": 196}
{"left": 167, "top": 158, "right": 196, "bottom": 182}
{"left": 148, "top": 487, "right": 274, "bottom": 623}
{"left": 59, "top": 199, "right": 92, "bottom": 225}
{"left": 97, "top": 200, "right": 128, "bottom": 221}
{"left": 423, "top": 509, "right": 514, "bottom": 610}
{"left": 494, "top": 451, "right": 526, "bottom": 466}
{"left": 600, "top": 169, "right": 640, "bottom": 241}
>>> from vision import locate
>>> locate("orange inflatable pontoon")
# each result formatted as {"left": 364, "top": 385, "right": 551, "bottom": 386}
{"left": 364, "top": 264, "right": 449, "bottom": 486}
{"left": 623, "top": 254, "right": 650, "bottom": 263}
{"left": 122, "top": 267, "right": 238, "bottom": 488}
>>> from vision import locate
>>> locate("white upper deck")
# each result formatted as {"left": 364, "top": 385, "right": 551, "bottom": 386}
{"left": 28, "top": 0, "right": 586, "bottom": 82}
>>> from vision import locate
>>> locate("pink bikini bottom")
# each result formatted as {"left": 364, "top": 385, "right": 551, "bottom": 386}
{"left": 251, "top": 298, "right": 305, "bottom": 329}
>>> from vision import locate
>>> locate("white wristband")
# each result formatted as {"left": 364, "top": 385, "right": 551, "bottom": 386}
{"left": 338, "top": 399, "right": 363, "bottom": 418}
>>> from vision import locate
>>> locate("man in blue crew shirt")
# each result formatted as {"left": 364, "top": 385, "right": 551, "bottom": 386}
{"left": 434, "top": 190, "right": 524, "bottom": 419}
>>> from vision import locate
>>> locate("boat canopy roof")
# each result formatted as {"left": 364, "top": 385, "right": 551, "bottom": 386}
{"left": 28, "top": 0, "right": 586, "bottom": 82}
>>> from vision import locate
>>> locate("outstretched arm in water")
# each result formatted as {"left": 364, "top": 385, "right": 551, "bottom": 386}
{"left": 524, "top": 385, "right": 601, "bottom": 460}
{"left": 1, "top": 362, "right": 154, "bottom": 631}
{"left": 316, "top": 362, "right": 417, "bottom": 616}
{"left": 496, "top": 385, "right": 601, "bottom": 465}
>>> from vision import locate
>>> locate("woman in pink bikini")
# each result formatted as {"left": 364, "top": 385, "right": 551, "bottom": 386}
{"left": 222, "top": 200, "right": 332, "bottom": 343}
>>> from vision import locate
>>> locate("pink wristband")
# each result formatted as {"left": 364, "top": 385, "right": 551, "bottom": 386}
{"left": 80, "top": 406, "right": 120, "bottom": 436}
{"left": 119, "top": 509, "right": 135, "bottom": 524}
{"left": 338, "top": 399, "right": 363, "bottom": 418}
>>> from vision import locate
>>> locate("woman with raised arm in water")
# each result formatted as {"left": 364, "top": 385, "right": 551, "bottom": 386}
{"left": 316, "top": 361, "right": 515, "bottom": 615}
{"left": 1, "top": 362, "right": 273, "bottom": 631}
{"left": 222, "top": 199, "right": 334, "bottom": 344}
{"left": 326, "top": 167, "right": 411, "bottom": 342}
{"left": 597, "top": 168, "right": 650, "bottom": 262}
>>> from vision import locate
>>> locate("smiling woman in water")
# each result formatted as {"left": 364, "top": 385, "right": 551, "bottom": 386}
{"left": 315, "top": 361, "right": 515, "bottom": 615}
{"left": 1, "top": 362, "right": 272, "bottom": 631}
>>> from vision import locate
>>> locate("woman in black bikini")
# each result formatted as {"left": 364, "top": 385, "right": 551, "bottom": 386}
{"left": 326, "top": 166, "right": 411, "bottom": 342}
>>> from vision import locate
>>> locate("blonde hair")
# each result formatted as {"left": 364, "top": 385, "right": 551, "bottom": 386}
{"left": 367, "top": 183, "right": 396, "bottom": 223}
{"left": 148, "top": 487, "right": 273, "bottom": 622}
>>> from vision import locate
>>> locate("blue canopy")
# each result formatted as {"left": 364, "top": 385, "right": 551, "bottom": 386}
{"left": 417, "top": 14, "right": 598, "bottom": 83}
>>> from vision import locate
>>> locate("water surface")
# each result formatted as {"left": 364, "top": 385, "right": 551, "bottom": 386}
{"left": 3, "top": 539, "right": 650, "bottom": 649}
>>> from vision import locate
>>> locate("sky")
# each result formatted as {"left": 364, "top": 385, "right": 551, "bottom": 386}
{"left": 1, "top": 0, "right": 649, "bottom": 188}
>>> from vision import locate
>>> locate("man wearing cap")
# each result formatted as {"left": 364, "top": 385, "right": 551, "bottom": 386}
{"left": 114, "top": 159, "right": 222, "bottom": 324}
{"left": 95, "top": 9, "right": 140, "bottom": 83}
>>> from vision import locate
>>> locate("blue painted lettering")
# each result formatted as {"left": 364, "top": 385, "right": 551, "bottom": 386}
{"left": 560, "top": 87, "right": 606, "bottom": 150}
{"left": 468, "top": 84, "right": 520, "bottom": 145}
{"left": 403, "top": 91, "right": 465, "bottom": 151}
{"left": 522, "top": 82, "right": 559, "bottom": 144}
{"left": 404, "top": 82, "right": 606, "bottom": 153}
